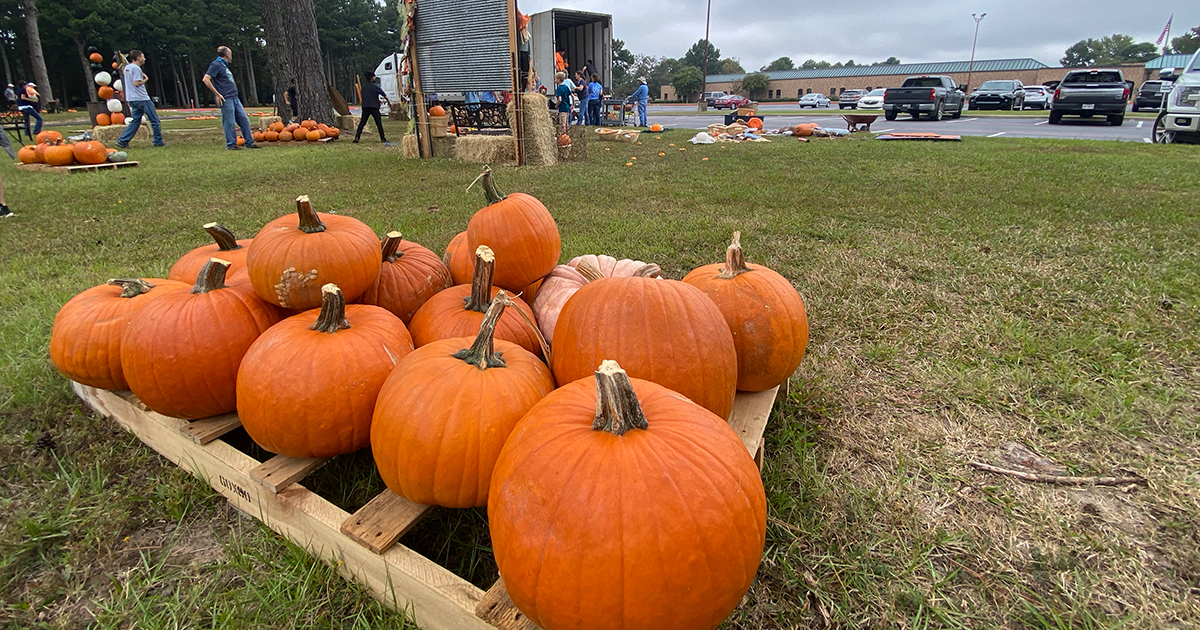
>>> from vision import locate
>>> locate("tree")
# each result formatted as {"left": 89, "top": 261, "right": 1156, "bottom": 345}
{"left": 873, "top": 56, "right": 901, "bottom": 66}
{"left": 261, "top": 0, "right": 292, "bottom": 117}
{"left": 740, "top": 71, "right": 769, "bottom": 99}
{"left": 1172, "top": 25, "right": 1199, "bottom": 55}
{"left": 284, "top": 0, "right": 332, "bottom": 123}
{"left": 1061, "top": 34, "right": 1159, "bottom": 67}
{"left": 800, "top": 58, "right": 831, "bottom": 69}
{"left": 680, "top": 39, "right": 719, "bottom": 71}
{"left": 718, "top": 58, "right": 743, "bottom": 74}
{"left": 671, "top": 65, "right": 702, "bottom": 101}
{"left": 20, "top": 0, "right": 54, "bottom": 107}
{"left": 845, "top": 59, "right": 856, "bottom": 67}
{"left": 612, "top": 38, "right": 636, "bottom": 95}
{"left": 762, "top": 56, "right": 793, "bottom": 71}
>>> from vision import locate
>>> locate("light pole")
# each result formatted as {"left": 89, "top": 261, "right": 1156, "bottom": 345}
{"left": 965, "top": 12, "right": 986, "bottom": 95}
{"left": 700, "top": 0, "right": 712, "bottom": 108}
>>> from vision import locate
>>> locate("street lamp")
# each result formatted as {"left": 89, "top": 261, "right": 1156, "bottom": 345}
{"left": 965, "top": 12, "right": 987, "bottom": 95}
{"left": 700, "top": 0, "right": 712, "bottom": 108}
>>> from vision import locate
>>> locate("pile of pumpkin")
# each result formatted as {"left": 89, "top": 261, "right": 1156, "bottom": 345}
{"left": 252, "top": 119, "right": 341, "bottom": 143}
{"left": 50, "top": 168, "right": 808, "bottom": 630}
{"left": 18, "top": 130, "right": 126, "bottom": 166}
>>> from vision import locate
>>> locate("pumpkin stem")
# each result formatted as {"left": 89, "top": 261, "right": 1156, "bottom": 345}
{"left": 463, "top": 245, "right": 495, "bottom": 313}
{"left": 381, "top": 231, "right": 405, "bottom": 263}
{"left": 718, "top": 231, "right": 750, "bottom": 279}
{"left": 192, "top": 258, "right": 231, "bottom": 294}
{"left": 574, "top": 259, "right": 604, "bottom": 282}
{"left": 295, "top": 195, "right": 326, "bottom": 234}
{"left": 107, "top": 278, "right": 155, "bottom": 298}
{"left": 480, "top": 167, "right": 507, "bottom": 205}
{"left": 633, "top": 264, "right": 662, "bottom": 278}
{"left": 452, "top": 290, "right": 510, "bottom": 369}
{"left": 310, "top": 284, "right": 351, "bottom": 333}
{"left": 593, "top": 360, "right": 648, "bottom": 436}
{"left": 203, "top": 222, "right": 242, "bottom": 251}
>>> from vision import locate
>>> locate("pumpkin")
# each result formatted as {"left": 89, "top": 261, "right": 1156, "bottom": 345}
{"left": 521, "top": 277, "right": 542, "bottom": 303}
{"left": 794, "top": 123, "right": 818, "bottom": 137}
{"left": 372, "top": 293, "right": 555, "bottom": 507}
{"left": 466, "top": 167, "right": 561, "bottom": 292}
{"left": 34, "top": 142, "right": 51, "bottom": 163}
{"left": 300, "top": 119, "right": 317, "bottom": 129}
{"left": 169, "top": 223, "right": 253, "bottom": 283}
{"left": 36, "top": 130, "right": 63, "bottom": 144}
{"left": 98, "top": 85, "right": 114, "bottom": 100}
{"left": 246, "top": 195, "right": 382, "bottom": 310}
{"left": 94, "top": 113, "right": 111, "bottom": 126}
{"left": 442, "top": 231, "right": 473, "bottom": 285}
{"left": 315, "top": 129, "right": 327, "bottom": 139}
{"left": 111, "top": 62, "right": 118, "bottom": 69}
{"left": 238, "top": 284, "right": 413, "bottom": 458}
{"left": 746, "top": 116, "right": 763, "bottom": 129}
{"left": 279, "top": 131, "right": 293, "bottom": 142}
{"left": 107, "top": 151, "right": 128, "bottom": 163}
{"left": 447, "top": 124, "right": 458, "bottom": 134}
{"left": 17, "top": 145, "right": 37, "bottom": 164}
{"left": 327, "top": 127, "right": 340, "bottom": 138}
{"left": 359, "top": 231, "right": 453, "bottom": 324}
{"left": 650, "top": 123, "right": 663, "bottom": 132}
{"left": 682, "top": 231, "right": 808, "bottom": 392}
{"left": 110, "top": 112, "right": 125, "bottom": 125}
{"left": 285, "top": 122, "right": 300, "bottom": 133}
{"left": 556, "top": 133, "right": 571, "bottom": 146}
{"left": 409, "top": 246, "right": 543, "bottom": 358}
{"left": 550, "top": 265, "right": 738, "bottom": 420}
{"left": 265, "top": 130, "right": 280, "bottom": 141}
{"left": 428, "top": 105, "right": 446, "bottom": 116}
{"left": 72, "top": 141, "right": 108, "bottom": 165}
{"left": 531, "top": 255, "right": 658, "bottom": 345}
{"left": 50, "top": 278, "right": 189, "bottom": 390}
{"left": 252, "top": 131, "right": 265, "bottom": 142}
{"left": 488, "top": 360, "right": 767, "bottom": 630}
{"left": 89, "top": 52, "right": 103, "bottom": 63}
{"left": 121, "top": 259, "right": 283, "bottom": 419}
{"left": 306, "top": 130, "right": 320, "bottom": 141}
{"left": 44, "top": 143, "right": 76, "bottom": 167}
{"left": 294, "top": 130, "right": 308, "bottom": 142}
{"left": 270, "top": 121, "right": 284, "bottom": 132}
{"left": 236, "top": 136, "right": 246, "bottom": 146}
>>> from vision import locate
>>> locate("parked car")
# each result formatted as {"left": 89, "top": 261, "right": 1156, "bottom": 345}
{"left": 1022, "top": 85, "right": 1052, "bottom": 110}
{"left": 702, "top": 91, "right": 728, "bottom": 107}
{"left": 838, "top": 89, "right": 866, "bottom": 109}
{"left": 969, "top": 80, "right": 1025, "bottom": 110}
{"left": 1132, "top": 81, "right": 1172, "bottom": 112}
{"left": 1153, "top": 49, "right": 1200, "bottom": 143}
{"left": 798, "top": 93, "right": 831, "bottom": 108}
{"left": 712, "top": 94, "right": 751, "bottom": 109}
{"left": 856, "top": 88, "right": 886, "bottom": 110}
{"left": 1049, "top": 68, "right": 1130, "bottom": 126}
{"left": 883, "top": 75, "right": 965, "bottom": 120}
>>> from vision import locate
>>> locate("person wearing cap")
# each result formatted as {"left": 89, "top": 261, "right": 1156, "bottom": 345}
{"left": 4, "top": 84, "right": 15, "bottom": 104}
{"left": 18, "top": 81, "right": 42, "bottom": 139}
{"left": 627, "top": 76, "right": 649, "bottom": 127}
{"left": 117, "top": 49, "right": 165, "bottom": 149}
{"left": 202, "top": 45, "right": 259, "bottom": 150}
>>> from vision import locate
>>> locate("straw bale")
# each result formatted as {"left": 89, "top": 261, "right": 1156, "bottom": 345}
{"left": 258, "top": 116, "right": 282, "bottom": 131}
{"left": 507, "top": 92, "right": 557, "bottom": 166}
{"left": 336, "top": 114, "right": 360, "bottom": 131}
{"left": 402, "top": 134, "right": 419, "bottom": 158}
{"left": 455, "top": 135, "right": 516, "bottom": 164}
{"left": 92, "top": 123, "right": 148, "bottom": 144}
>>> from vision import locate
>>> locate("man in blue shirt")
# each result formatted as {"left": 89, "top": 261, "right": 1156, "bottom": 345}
{"left": 202, "top": 46, "right": 259, "bottom": 150}
{"left": 117, "top": 50, "right": 165, "bottom": 148}
{"left": 353, "top": 72, "right": 391, "bottom": 144}
{"left": 627, "top": 76, "right": 649, "bottom": 127}
{"left": 587, "top": 74, "right": 603, "bottom": 125}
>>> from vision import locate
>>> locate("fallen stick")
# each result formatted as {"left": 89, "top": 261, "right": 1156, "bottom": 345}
{"left": 969, "top": 462, "right": 1145, "bottom": 487}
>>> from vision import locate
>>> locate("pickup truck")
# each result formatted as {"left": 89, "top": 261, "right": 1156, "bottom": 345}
{"left": 883, "top": 76, "right": 965, "bottom": 121}
{"left": 1048, "top": 69, "right": 1130, "bottom": 126}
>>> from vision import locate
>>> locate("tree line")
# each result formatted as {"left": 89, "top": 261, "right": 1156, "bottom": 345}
{"left": 1, "top": 0, "right": 399, "bottom": 121}
{"left": 1061, "top": 26, "right": 1199, "bottom": 67}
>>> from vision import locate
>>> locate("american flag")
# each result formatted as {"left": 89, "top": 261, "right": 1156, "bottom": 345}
{"left": 1156, "top": 14, "right": 1173, "bottom": 45}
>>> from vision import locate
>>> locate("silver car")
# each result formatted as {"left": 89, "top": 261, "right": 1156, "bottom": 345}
{"left": 799, "top": 93, "right": 831, "bottom": 108}
{"left": 856, "top": 88, "right": 885, "bottom": 110}
{"left": 1022, "top": 85, "right": 1052, "bottom": 110}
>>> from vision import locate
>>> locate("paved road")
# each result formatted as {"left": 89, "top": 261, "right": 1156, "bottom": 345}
{"left": 644, "top": 104, "right": 1157, "bottom": 142}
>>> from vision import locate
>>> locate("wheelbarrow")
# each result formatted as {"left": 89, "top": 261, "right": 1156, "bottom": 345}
{"left": 841, "top": 114, "right": 879, "bottom": 133}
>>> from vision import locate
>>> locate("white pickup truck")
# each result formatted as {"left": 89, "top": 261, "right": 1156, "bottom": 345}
{"left": 1154, "top": 49, "right": 1200, "bottom": 144}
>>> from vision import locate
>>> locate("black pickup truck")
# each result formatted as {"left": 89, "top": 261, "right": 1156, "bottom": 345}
{"left": 1049, "top": 69, "right": 1130, "bottom": 126}
{"left": 883, "top": 76, "right": 965, "bottom": 121}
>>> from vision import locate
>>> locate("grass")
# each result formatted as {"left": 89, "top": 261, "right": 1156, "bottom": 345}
{"left": 1, "top": 125, "right": 1199, "bottom": 628}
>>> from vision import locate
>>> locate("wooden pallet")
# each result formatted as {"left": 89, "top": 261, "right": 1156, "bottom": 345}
{"left": 72, "top": 379, "right": 785, "bottom": 630}
{"left": 258, "top": 137, "right": 339, "bottom": 146}
{"left": 16, "top": 161, "right": 140, "bottom": 174}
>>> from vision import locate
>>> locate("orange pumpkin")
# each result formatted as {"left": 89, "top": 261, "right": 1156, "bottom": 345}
{"left": 238, "top": 284, "right": 414, "bottom": 458}
{"left": 326, "top": 127, "right": 340, "bottom": 138}
{"left": 682, "top": 231, "right": 808, "bottom": 391}
{"left": 265, "top": 130, "right": 280, "bottom": 141}
{"left": 236, "top": 136, "right": 245, "bottom": 146}
{"left": 794, "top": 123, "right": 819, "bottom": 137}
{"left": 428, "top": 105, "right": 446, "bottom": 116}
{"left": 98, "top": 85, "right": 114, "bottom": 100}
{"left": 409, "top": 246, "right": 543, "bottom": 358}
{"left": 466, "top": 167, "right": 561, "bottom": 292}
{"left": 36, "top": 130, "right": 63, "bottom": 144}
{"left": 110, "top": 112, "right": 125, "bottom": 125}
{"left": 359, "top": 231, "right": 453, "bottom": 324}
{"left": 50, "top": 278, "right": 189, "bottom": 390}
{"left": 556, "top": 133, "right": 571, "bottom": 146}
{"left": 372, "top": 293, "right": 555, "bottom": 508}
{"left": 252, "top": 131, "right": 265, "bottom": 142}
{"left": 94, "top": 113, "right": 111, "bottom": 126}
{"left": 316, "top": 129, "right": 328, "bottom": 139}
{"left": 447, "top": 124, "right": 458, "bottom": 134}
{"left": 488, "top": 360, "right": 767, "bottom": 630}
{"left": 71, "top": 141, "right": 108, "bottom": 165}
{"left": 746, "top": 116, "right": 763, "bottom": 129}
{"left": 300, "top": 119, "right": 317, "bottom": 129}
{"left": 443, "top": 231, "right": 473, "bottom": 285}
{"left": 33, "top": 142, "right": 50, "bottom": 163}
{"left": 550, "top": 265, "right": 739, "bottom": 420}
{"left": 89, "top": 52, "right": 103, "bottom": 63}
{"left": 246, "top": 195, "right": 382, "bottom": 310}
{"left": 279, "top": 131, "right": 294, "bottom": 141}
{"left": 169, "top": 223, "right": 253, "bottom": 283}
{"left": 17, "top": 145, "right": 37, "bottom": 164}
{"left": 121, "top": 259, "right": 284, "bottom": 419}
{"left": 306, "top": 130, "right": 320, "bottom": 141}
{"left": 294, "top": 130, "right": 308, "bottom": 141}
{"left": 44, "top": 143, "right": 77, "bottom": 167}
{"left": 270, "top": 121, "right": 284, "bottom": 132}
{"left": 650, "top": 123, "right": 663, "bottom": 132}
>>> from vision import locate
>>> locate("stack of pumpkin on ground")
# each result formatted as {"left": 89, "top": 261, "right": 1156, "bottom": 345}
{"left": 17, "top": 130, "right": 126, "bottom": 166}
{"left": 252, "top": 119, "right": 341, "bottom": 144}
{"left": 50, "top": 169, "right": 809, "bottom": 630}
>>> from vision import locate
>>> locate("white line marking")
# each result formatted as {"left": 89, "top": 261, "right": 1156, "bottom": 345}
{"left": 1137, "top": 121, "right": 1144, "bottom": 128}
{"left": 987, "top": 132, "right": 1006, "bottom": 138}
{"left": 1143, "top": 138, "right": 1152, "bottom": 143}
{"left": 1034, "top": 121, "right": 1049, "bottom": 125}
{"left": 945, "top": 117, "right": 979, "bottom": 124}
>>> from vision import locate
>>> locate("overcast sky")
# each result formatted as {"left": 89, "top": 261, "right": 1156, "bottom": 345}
{"left": 519, "top": 0, "right": 1197, "bottom": 69}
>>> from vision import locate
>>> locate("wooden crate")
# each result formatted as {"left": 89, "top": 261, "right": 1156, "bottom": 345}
{"left": 72, "top": 380, "right": 785, "bottom": 630}
{"left": 16, "top": 161, "right": 139, "bottom": 174}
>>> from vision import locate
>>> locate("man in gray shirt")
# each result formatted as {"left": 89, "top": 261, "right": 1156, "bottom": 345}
{"left": 116, "top": 50, "right": 165, "bottom": 148}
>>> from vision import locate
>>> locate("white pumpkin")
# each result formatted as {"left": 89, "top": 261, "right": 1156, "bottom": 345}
{"left": 94, "top": 71, "right": 112, "bottom": 86}
{"left": 531, "top": 255, "right": 658, "bottom": 345}
{"left": 106, "top": 99, "right": 123, "bottom": 113}
{"left": 112, "top": 79, "right": 123, "bottom": 92}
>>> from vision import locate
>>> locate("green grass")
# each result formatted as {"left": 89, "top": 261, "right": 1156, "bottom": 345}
{"left": 1, "top": 127, "right": 1198, "bottom": 628}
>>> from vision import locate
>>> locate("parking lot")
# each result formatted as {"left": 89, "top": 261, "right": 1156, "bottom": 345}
{"left": 646, "top": 103, "right": 1157, "bottom": 142}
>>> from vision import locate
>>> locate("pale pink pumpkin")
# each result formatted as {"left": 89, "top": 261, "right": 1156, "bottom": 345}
{"left": 531, "top": 255, "right": 657, "bottom": 345}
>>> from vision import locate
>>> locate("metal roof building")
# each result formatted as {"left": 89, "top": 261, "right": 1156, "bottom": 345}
{"left": 1145, "top": 54, "right": 1194, "bottom": 69}
{"left": 704, "top": 58, "right": 1051, "bottom": 83}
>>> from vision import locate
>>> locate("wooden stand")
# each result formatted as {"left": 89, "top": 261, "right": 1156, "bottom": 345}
{"left": 15, "top": 161, "right": 140, "bottom": 174}
{"left": 72, "top": 380, "right": 786, "bottom": 630}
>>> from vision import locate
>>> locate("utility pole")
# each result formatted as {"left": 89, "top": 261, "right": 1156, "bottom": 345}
{"left": 965, "top": 12, "right": 986, "bottom": 95}
{"left": 700, "top": 0, "right": 711, "bottom": 107}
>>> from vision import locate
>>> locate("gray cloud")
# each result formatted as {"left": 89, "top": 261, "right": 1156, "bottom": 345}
{"left": 519, "top": 0, "right": 1196, "bottom": 68}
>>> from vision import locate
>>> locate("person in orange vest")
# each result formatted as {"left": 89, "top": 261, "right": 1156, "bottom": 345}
{"left": 555, "top": 48, "right": 568, "bottom": 73}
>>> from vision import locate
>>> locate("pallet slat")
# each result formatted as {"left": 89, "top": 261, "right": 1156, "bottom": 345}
{"left": 728, "top": 384, "right": 782, "bottom": 464}
{"left": 475, "top": 578, "right": 542, "bottom": 630}
{"left": 341, "top": 490, "right": 435, "bottom": 554}
{"left": 250, "top": 454, "right": 329, "bottom": 493}
{"left": 16, "top": 161, "right": 140, "bottom": 174}
{"left": 179, "top": 413, "right": 242, "bottom": 445}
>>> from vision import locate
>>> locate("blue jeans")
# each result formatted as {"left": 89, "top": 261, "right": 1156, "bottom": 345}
{"left": 118, "top": 100, "right": 164, "bottom": 146}
{"left": 219, "top": 96, "right": 254, "bottom": 148}
{"left": 635, "top": 100, "right": 647, "bottom": 126}
{"left": 588, "top": 100, "right": 601, "bottom": 126}
{"left": 576, "top": 98, "right": 589, "bottom": 125}
{"left": 19, "top": 105, "right": 41, "bottom": 138}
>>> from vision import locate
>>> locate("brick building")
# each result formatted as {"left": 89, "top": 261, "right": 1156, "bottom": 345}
{"left": 661, "top": 56, "right": 1182, "bottom": 102}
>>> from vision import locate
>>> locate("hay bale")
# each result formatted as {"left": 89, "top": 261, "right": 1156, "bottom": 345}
{"left": 92, "top": 123, "right": 149, "bottom": 144}
{"left": 455, "top": 134, "right": 515, "bottom": 164}
{"left": 259, "top": 116, "right": 282, "bottom": 131}
{"left": 507, "top": 92, "right": 557, "bottom": 166}
{"left": 161, "top": 128, "right": 225, "bottom": 144}
{"left": 336, "top": 114, "right": 360, "bottom": 131}
{"left": 402, "top": 134, "right": 419, "bottom": 158}
{"left": 430, "top": 135, "right": 457, "bottom": 158}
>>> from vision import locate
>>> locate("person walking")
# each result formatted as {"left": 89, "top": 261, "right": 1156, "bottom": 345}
{"left": 627, "top": 76, "right": 649, "bottom": 127}
{"left": 116, "top": 50, "right": 165, "bottom": 149}
{"left": 284, "top": 78, "right": 298, "bottom": 122}
{"left": 553, "top": 72, "right": 571, "bottom": 134}
{"left": 18, "top": 82, "right": 42, "bottom": 140}
{"left": 0, "top": 175, "right": 12, "bottom": 218}
{"left": 353, "top": 71, "right": 391, "bottom": 144}
{"left": 586, "top": 74, "right": 603, "bottom": 125}
{"left": 202, "top": 46, "right": 258, "bottom": 150}
{"left": 573, "top": 71, "right": 588, "bottom": 126}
